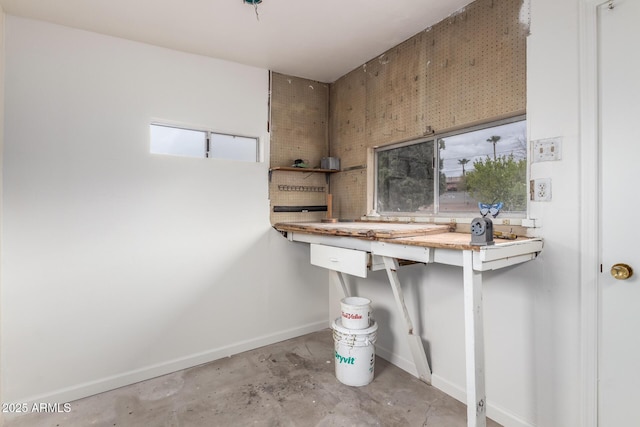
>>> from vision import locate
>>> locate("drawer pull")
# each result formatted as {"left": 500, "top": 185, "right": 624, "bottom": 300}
{"left": 330, "top": 258, "right": 339, "bottom": 262}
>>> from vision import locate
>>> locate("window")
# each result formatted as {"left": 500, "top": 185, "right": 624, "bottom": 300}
{"left": 150, "top": 125, "right": 207, "bottom": 158}
{"left": 209, "top": 133, "right": 258, "bottom": 162}
{"left": 150, "top": 124, "right": 258, "bottom": 162}
{"left": 375, "top": 116, "right": 527, "bottom": 217}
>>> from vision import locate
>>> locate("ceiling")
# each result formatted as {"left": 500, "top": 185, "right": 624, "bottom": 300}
{"left": 0, "top": 0, "right": 473, "bottom": 83}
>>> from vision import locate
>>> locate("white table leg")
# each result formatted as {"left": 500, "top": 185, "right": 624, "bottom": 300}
{"left": 382, "top": 256, "right": 432, "bottom": 384}
{"left": 330, "top": 270, "right": 350, "bottom": 299}
{"left": 463, "top": 250, "right": 486, "bottom": 427}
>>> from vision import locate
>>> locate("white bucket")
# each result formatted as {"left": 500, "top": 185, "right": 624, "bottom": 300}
{"left": 332, "top": 317, "right": 378, "bottom": 387}
{"left": 340, "top": 296, "right": 371, "bottom": 330}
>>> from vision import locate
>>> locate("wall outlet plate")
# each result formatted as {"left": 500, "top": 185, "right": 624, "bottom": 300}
{"left": 530, "top": 178, "right": 552, "bottom": 201}
{"left": 532, "top": 137, "right": 562, "bottom": 162}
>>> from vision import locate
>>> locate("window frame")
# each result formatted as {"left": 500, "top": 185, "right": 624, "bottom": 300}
{"left": 150, "top": 122, "right": 260, "bottom": 162}
{"left": 371, "top": 115, "right": 528, "bottom": 221}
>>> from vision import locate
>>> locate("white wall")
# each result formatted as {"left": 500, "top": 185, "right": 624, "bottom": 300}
{"left": 330, "top": 0, "right": 584, "bottom": 426}
{"left": 1, "top": 16, "right": 329, "bottom": 404}
{"left": 0, "top": 5, "right": 5, "bottom": 425}
{"left": 527, "top": 0, "right": 582, "bottom": 424}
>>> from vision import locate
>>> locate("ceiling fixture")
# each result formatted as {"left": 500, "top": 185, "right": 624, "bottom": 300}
{"left": 243, "top": 0, "right": 262, "bottom": 21}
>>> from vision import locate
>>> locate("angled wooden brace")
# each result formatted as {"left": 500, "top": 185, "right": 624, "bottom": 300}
{"left": 382, "top": 256, "right": 432, "bottom": 384}
{"left": 329, "top": 270, "right": 350, "bottom": 299}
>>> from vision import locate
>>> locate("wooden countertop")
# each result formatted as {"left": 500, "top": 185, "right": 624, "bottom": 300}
{"left": 273, "top": 221, "right": 539, "bottom": 251}
{"left": 274, "top": 221, "right": 450, "bottom": 239}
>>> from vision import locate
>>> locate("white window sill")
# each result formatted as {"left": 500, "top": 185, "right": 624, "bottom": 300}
{"left": 361, "top": 213, "right": 541, "bottom": 228}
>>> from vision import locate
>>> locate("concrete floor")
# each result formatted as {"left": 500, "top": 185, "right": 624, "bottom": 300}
{"left": 5, "top": 330, "right": 501, "bottom": 427}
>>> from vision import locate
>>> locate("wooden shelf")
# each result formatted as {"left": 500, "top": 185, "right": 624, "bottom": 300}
{"left": 269, "top": 167, "right": 340, "bottom": 183}
{"left": 269, "top": 167, "right": 340, "bottom": 173}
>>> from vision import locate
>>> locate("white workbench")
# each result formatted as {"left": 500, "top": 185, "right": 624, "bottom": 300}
{"left": 274, "top": 221, "right": 543, "bottom": 427}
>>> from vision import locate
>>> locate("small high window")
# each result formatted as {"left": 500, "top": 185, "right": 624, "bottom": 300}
{"left": 209, "top": 133, "right": 258, "bottom": 162}
{"left": 150, "top": 125, "right": 207, "bottom": 158}
{"left": 150, "top": 124, "right": 259, "bottom": 162}
{"left": 375, "top": 116, "right": 527, "bottom": 217}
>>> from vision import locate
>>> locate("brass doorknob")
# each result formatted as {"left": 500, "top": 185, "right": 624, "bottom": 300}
{"left": 611, "top": 263, "right": 633, "bottom": 280}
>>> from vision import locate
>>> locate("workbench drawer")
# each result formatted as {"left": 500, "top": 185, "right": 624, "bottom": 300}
{"left": 310, "top": 244, "right": 368, "bottom": 278}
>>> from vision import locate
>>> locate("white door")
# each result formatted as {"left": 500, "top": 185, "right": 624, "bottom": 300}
{"left": 599, "top": 0, "right": 640, "bottom": 425}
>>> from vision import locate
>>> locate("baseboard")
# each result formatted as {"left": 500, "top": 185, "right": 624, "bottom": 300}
{"left": 11, "top": 325, "right": 534, "bottom": 427}
{"left": 375, "top": 343, "right": 420, "bottom": 378}
{"left": 375, "top": 345, "right": 535, "bottom": 427}
{"left": 14, "top": 320, "right": 329, "bottom": 409}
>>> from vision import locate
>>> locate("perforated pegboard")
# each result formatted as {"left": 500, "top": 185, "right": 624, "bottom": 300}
{"left": 269, "top": 170, "right": 329, "bottom": 224}
{"left": 270, "top": 73, "right": 329, "bottom": 169}
{"left": 329, "top": 70, "right": 367, "bottom": 169}
{"left": 330, "top": 169, "right": 368, "bottom": 220}
{"left": 424, "top": 0, "right": 528, "bottom": 130}
{"left": 365, "top": 33, "right": 428, "bottom": 148}
{"left": 269, "top": 73, "right": 331, "bottom": 224}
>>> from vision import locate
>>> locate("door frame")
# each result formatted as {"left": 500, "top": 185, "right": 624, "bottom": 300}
{"left": 578, "top": 1, "right": 609, "bottom": 426}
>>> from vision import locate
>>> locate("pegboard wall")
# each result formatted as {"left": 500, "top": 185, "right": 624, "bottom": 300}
{"left": 330, "top": 169, "right": 368, "bottom": 220}
{"left": 328, "top": 0, "right": 528, "bottom": 219}
{"left": 269, "top": 170, "right": 329, "bottom": 223}
{"left": 329, "top": 70, "right": 367, "bottom": 168}
{"left": 270, "top": 0, "right": 528, "bottom": 224}
{"left": 269, "top": 73, "right": 331, "bottom": 224}
{"left": 365, "top": 33, "right": 428, "bottom": 148}
{"left": 424, "top": 0, "right": 528, "bottom": 129}
{"left": 270, "top": 72, "right": 329, "bottom": 168}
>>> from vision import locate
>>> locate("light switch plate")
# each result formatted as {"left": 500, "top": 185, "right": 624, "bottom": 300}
{"left": 532, "top": 137, "right": 562, "bottom": 162}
